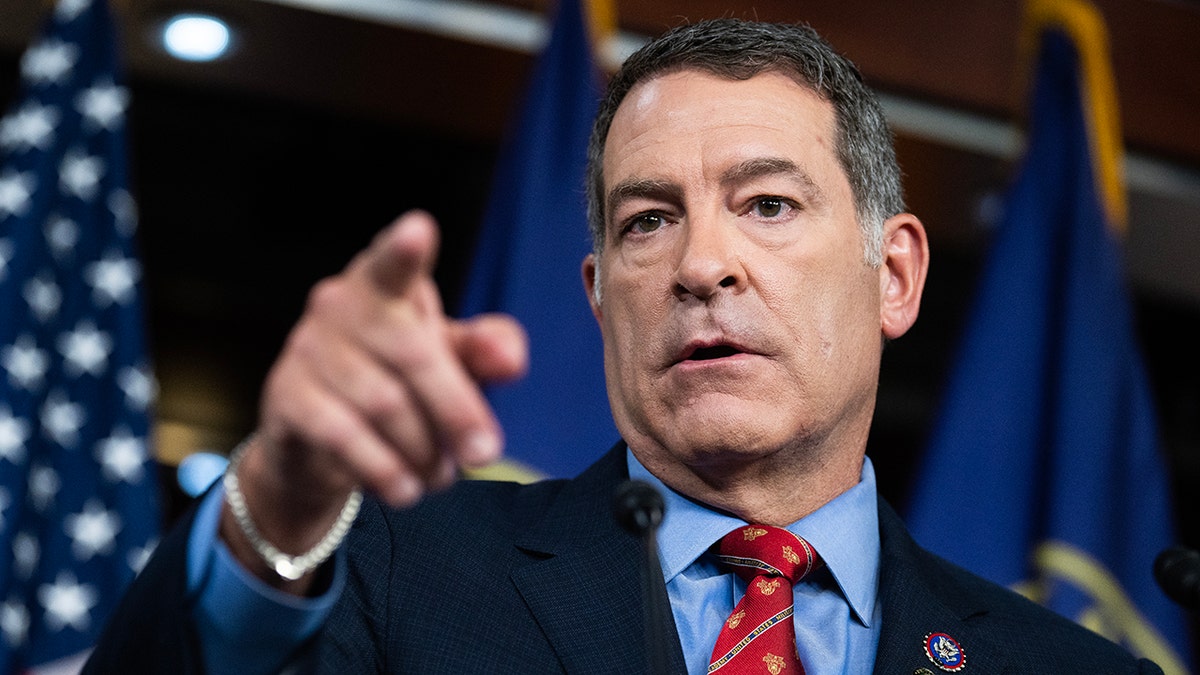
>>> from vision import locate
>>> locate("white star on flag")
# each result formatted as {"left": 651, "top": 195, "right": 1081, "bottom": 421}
{"left": 1, "top": 1, "right": 162, "bottom": 666}
{"left": 37, "top": 572, "right": 97, "bottom": 632}
{"left": 57, "top": 320, "right": 112, "bottom": 376}
{"left": 0, "top": 170, "right": 35, "bottom": 219}
{"left": 27, "top": 464, "right": 60, "bottom": 513}
{"left": 117, "top": 364, "right": 156, "bottom": 411}
{"left": 40, "top": 392, "right": 85, "bottom": 449}
{"left": 20, "top": 38, "right": 78, "bottom": 86}
{"left": 126, "top": 539, "right": 156, "bottom": 575}
{"left": 12, "top": 532, "right": 39, "bottom": 580}
{"left": 45, "top": 214, "right": 80, "bottom": 259}
{"left": 76, "top": 79, "right": 126, "bottom": 131}
{"left": 0, "top": 239, "right": 11, "bottom": 282}
{"left": 63, "top": 499, "right": 120, "bottom": 560}
{"left": 108, "top": 189, "right": 137, "bottom": 236}
{"left": 59, "top": 149, "right": 104, "bottom": 201}
{"left": 83, "top": 250, "right": 139, "bottom": 306}
{"left": 95, "top": 427, "right": 146, "bottom": 483}
{"left": 55, "top": 0, "right": 91, "bottom": 22}
{"left": 3, "top": 335, "right": 50, "bottom": 391}
{"left": 0, "top": 406, "right": 31, "bottom": 464}
{"left": 0, "top": 489, "right": 10, "bottom": 534}
{"left": 0, "top": 599, "right": 29, "bottom": 647}
{"left": 0, "top": 102, "right": 58, "bottom": 153}
{"left": 24, "top": 274, "right": 62, "bottom": 323}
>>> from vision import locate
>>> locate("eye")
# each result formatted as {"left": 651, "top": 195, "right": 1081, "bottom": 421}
{"left": 750, "top": 197, "right": 793, "bottom": 219}
{"left": 624, "top": 212, "right": 667, "bottom": 235}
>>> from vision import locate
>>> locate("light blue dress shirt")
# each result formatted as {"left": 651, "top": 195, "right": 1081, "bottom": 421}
{"left": 188, "top": 451, "right": 882, "bottom": 674}
{"left": 627, "top": 453, "right": 882, "bottom": 675}
{"left": 187, "top": 480, "right": 339, "bottom": 674}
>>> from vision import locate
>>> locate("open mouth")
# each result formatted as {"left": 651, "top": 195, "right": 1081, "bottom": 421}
{"left": 686, "top": 345, "right": 742, "bottom": 361}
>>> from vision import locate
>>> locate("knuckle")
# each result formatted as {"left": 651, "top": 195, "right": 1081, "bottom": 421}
{"left": 306, "top": 276, "right": 348, "bottom": 316}
{"left": 282, "top": 321, "right": 321, "bottom": 361}
{"left": 386, "top": 337, "right": 430, "bottom": 373}
{"left": 305, "top": 413, "right": 395, "bottom": 489}
{"left": 304, "top": 407, "right": 360, "bottom": 456}
{"left": 260, "top": 364, "right": 316, "bottom": 426}
{"left": 359, "top": 380, "right": 407, "bottom": 421}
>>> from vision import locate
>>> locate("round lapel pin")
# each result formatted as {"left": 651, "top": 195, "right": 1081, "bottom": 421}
{"left": 923, "top": 632, "right": 966, "bottom": 671}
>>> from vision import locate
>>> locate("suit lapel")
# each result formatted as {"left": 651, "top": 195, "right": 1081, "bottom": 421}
{"left": 513, "top": 448, "right": 1027, "bottom": 674}
{"left": 873, "top": 500, "right": 1007, "bottom": 674}
{"left": 511, "top": 443, "right": 687, "bottom": 675}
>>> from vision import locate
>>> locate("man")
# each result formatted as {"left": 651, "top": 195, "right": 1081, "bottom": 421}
{"left": 85, "top": 18, "right": 1161, "bottom": 674}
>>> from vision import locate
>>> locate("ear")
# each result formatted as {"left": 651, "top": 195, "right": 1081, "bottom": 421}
{"left": 878, "top": 213, "right": 929, "bottom": 340}
{"left": 581, "top": 254, "right": 603, "bottom": 322}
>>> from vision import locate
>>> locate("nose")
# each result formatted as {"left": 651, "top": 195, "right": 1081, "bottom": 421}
{"left": 672, "top": 216, "right": 743, "bottom": 301}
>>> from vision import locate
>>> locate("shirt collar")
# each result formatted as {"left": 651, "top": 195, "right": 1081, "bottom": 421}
{"left": 626, "top": 451, "right": 880, "bottom": 628}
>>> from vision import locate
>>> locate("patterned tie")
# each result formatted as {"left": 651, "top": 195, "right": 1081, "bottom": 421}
{"left": 707, "top": 525, "right": 820, "bottom": 675}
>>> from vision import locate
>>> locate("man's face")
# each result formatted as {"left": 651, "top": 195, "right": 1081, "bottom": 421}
{"left": 584, "top": 69, "right": 891, "bottom": 485}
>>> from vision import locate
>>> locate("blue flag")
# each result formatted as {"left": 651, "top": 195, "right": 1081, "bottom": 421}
{"left": 905, "top": 1, "right": 1193, "bottom": 670}
{"left": 458, "top": 0, "right": 613, "bottom": 479}
{"left": 0, "top": 0, "right": 161, "bottom": 671}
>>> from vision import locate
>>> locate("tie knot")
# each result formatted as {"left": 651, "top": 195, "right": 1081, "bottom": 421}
{"left": 715, "top": 524, "right": 819, "bottom": 584}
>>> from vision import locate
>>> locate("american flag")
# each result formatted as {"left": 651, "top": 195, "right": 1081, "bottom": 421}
{"left": 0, "top": 0, "right": 161, "bottom": 672}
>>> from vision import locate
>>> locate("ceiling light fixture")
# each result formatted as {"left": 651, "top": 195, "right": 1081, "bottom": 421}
{"left": 161, "top": 14, "right": 233, "bottom": 62}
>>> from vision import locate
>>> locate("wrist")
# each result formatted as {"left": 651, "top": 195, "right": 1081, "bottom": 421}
{"left": 220, "top": 435, "right": 362, "bottom": 588}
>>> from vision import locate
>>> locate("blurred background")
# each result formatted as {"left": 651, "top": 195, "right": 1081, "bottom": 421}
{"left": 1, "top": 0, "right": 1198, "bottom": 586}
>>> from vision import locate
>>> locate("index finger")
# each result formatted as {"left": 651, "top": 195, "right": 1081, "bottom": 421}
{"left": 359, "top": 210, "right": 441, "bottom": 296}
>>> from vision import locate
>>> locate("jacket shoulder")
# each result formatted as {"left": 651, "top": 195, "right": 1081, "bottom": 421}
{"left": 877, "top": 500, "right": 1162, "bottom": 673}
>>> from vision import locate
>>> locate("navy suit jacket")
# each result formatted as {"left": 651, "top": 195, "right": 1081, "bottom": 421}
{"left": 85, "top": 443, "right": 1161, "bottom": 673}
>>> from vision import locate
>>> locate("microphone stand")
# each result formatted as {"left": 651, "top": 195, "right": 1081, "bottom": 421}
{"left": 614, "top": 480, "right": 671, "bottom": 674}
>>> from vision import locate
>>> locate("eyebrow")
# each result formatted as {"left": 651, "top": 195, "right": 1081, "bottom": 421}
{"left": 605, "top": 178, "right": 684, "bottom": 221}
{"left": 720, "top": 157, "right": 826, "bottom": 207}
{"left": 604, "top": 157, "right": 827, "bottom": 227}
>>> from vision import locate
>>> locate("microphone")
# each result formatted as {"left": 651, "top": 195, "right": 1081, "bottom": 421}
{"left": 613, "top": 480, "right": 670, "bottom": 674}
{"left": 614, "top": 480, "right": 665, "bottom": 536}
{"left": 1154, "top": 546, "right": 1200, "bottom": 610}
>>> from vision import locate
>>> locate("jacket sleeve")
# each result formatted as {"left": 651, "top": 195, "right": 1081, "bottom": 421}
{"left": 82, "top": 499, "right": 206, "bottom": 674}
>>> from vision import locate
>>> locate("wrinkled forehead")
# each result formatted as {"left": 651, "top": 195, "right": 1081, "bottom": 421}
{"left": 602, "top": 65, "right": 835, "bottom": 160}
{"left": 614, "top": 63, "right": 832, "bottom": 125}
{"left": 602, "top": 68, "right": 840, "bottom": 183}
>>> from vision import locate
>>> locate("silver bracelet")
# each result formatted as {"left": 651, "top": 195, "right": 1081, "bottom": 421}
{"left": 222, "top": 436, "right": 363, "bottom": 581}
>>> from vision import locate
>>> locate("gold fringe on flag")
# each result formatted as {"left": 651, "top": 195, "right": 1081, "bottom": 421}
{"left": 1020, "top": 0, "right": 1128, "bottom": 232}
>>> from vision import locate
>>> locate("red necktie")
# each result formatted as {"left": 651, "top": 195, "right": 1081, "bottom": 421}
{"left": 707, "top": 525, "right": 820, "bottom": 675}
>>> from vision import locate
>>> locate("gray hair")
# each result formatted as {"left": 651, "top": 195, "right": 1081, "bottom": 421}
{"left": 585, "top": 18, "right": 904, "bottom": 267}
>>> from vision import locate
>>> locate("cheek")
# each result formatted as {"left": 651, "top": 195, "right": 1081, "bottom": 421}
{"left": 601, "top": 258, "right": 673, "bottom": 332}
{"left": 768, "top": 264, "right": 878, "bottom": 363}
{"left": 822, "top": 281, "right": 883, "bottom": 377}
{"left": 598, "top": 285, "right": 670, "bottom": 437}
{"left": 599, "top": 275, "right": 657, "bottom": 380}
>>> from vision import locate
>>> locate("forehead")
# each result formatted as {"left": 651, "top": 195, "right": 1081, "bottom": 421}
{"left": 602, "top": 68, "right": 844, "bottom": 197}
